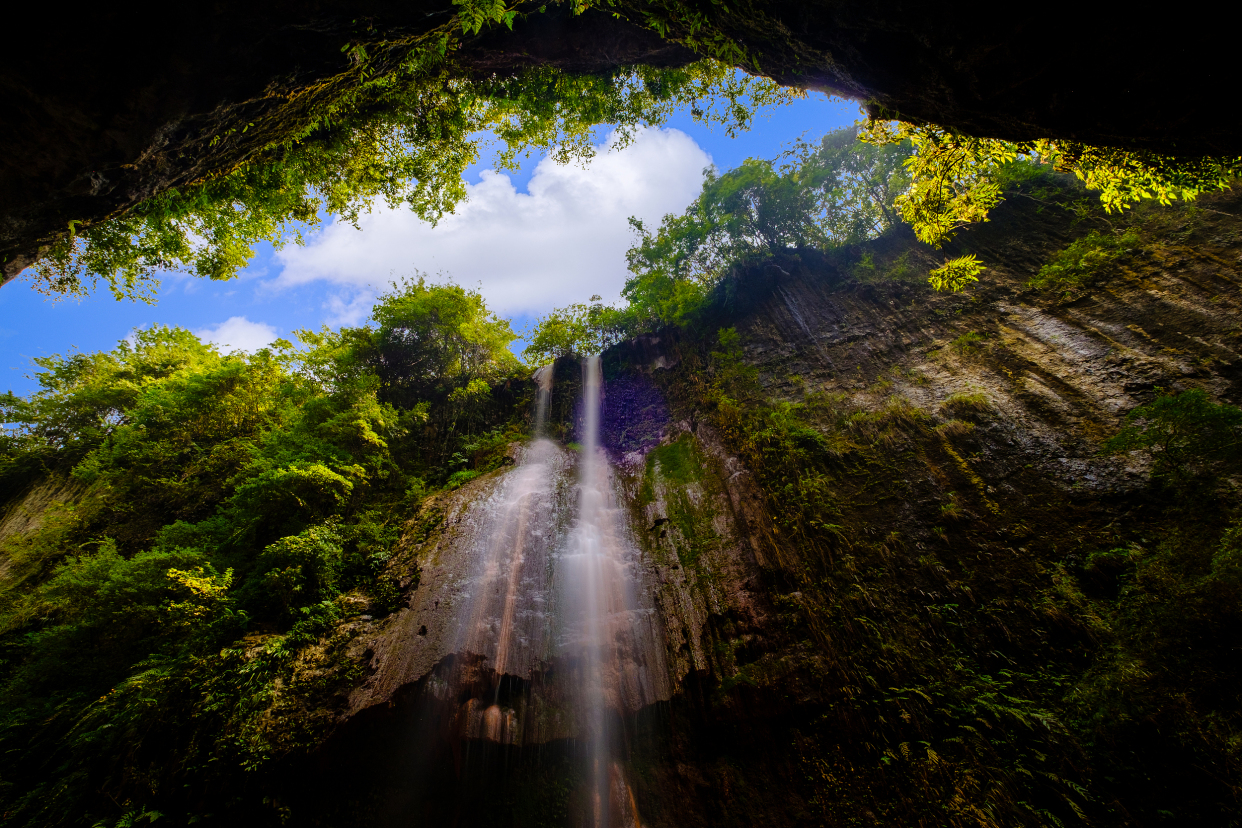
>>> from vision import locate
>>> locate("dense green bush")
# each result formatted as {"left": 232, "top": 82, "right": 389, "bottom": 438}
{"left": 1103, "top": 387, "right": 1242, "bottom": 483}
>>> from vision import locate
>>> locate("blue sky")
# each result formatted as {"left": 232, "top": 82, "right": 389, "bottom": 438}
{"left": 0, "top": 92, "right": 859, "bottom": 396}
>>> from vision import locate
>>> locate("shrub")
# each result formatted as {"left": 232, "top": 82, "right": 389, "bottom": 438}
{"left": 254, "top": 524, "right": 345, "bottom": 616}
{"left": 1030, "top": 229, "right": 1139, "bottom": 297}
{"left": 1102, "top": 388, "right": 1242, "bottom": 482}
{"left": 939, "top": 391, "right": 994, "bottom": 421}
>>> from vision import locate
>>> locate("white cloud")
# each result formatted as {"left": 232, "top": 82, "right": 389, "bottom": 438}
{"left": 196, "top": 316, "right": 279, "bottom": 352}
{"left": 323, "top": 289, "right": 379, "bottom": 327}
{"left": 272, "top": 127, "right": 710, "bottom": 316}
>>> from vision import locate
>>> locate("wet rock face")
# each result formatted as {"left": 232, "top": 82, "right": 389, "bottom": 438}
{"left": 724, "top": 192, "right": 1242, "bottom": 474}
{"left": 606, "top": 191, "right": 1242, "bottom": 826}
{"left": 296, "top": 189, "right": 1242, "bottom": 825}
{"left": 600, "top": 371, "right": 670, "bottom": 458}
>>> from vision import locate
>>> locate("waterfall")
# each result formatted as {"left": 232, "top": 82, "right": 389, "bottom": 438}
{"left": 453, "top": 363, "right": 558, "bottom": 732}
{"left": 556, "top": 356, "right": 666, "bottom": 827}
{"left": 431, "top": 357, "right": 667, "bottom": 826}
{"left": 532, "top": 363, "right": 554, "bottom": 436}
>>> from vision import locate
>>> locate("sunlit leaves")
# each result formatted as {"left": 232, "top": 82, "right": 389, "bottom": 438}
{"left": 1028, "top": 229, "right": 1139, "bottom": 299}
{"left": 452, "top": 0, "right": 513, "bottom": 34}
{"left": 927, "top": 255, "right": 984, "bottom": 293}
{"left": 370, "top": 276, "right": 519, "bottom": 406}
{"left": 860, "top": 119, "right": 1242, "bottom": 251}
{"left": 858, "top": 121, "right": 1017, "bottom": 249}
{"left": 522, "top": 296, "right": 621, "bottom": 362}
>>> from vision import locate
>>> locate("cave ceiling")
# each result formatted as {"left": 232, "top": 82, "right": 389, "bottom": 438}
{"left": 2, "top": 1, "right": 1238, "bottom": 280}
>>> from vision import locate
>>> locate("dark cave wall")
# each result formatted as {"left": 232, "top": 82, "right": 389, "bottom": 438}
{"left": 622, "top": 0, "right": 1242, "bottom": 158}
{"left": 4, "top": 1, "right": 1241, "bottom": 282}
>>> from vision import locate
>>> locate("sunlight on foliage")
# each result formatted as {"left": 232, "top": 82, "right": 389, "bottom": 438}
{"left": 29, "top": 58, "right": 798, "bottom": 301}
{"left": 522, "top": 126, "right": 913, "bottom": 349}
{"left": 861, "top": 120, "right": 1242, "bottom": 249}
{"left": 928, "top": 255, "right": 985, "bottom": 293}
{"left": 1029, "top": 229, "right": 1139, "bottom": 298}
{"left": 522, "top": 295, "right": 622, "bottom": 362}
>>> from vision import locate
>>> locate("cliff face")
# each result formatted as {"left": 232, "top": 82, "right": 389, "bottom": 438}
{"left": 5, "top": 2, "right": 1240, "bottom": 281}
{"left": 601, "top": 190, "right": 1242, "bottom": 826}
{"left": 281, "top": 188, "right": 1242, "bottom": 825}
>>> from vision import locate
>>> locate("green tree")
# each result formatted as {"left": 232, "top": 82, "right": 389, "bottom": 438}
{"left": 617, "top": 126, "right": 913, "bottom": 331}
{"left": 522, "top": 295, "right": 621, "bottom": 363}
{"left": 368, "top": 276, "right": 519, "bottom": 407}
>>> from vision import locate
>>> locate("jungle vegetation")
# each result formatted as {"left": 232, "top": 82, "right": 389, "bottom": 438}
{"left": 0, "top": 278, "right": 528, "bottom": 826}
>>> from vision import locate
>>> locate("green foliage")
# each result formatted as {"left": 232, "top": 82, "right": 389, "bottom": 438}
{"left": 949, "top": 331, "right": 988, "bottom": 354}
{"left": 453, "top": 0, "right": 517, "bottom": 35}
{"left": 28, "top": 56, "right": 796, "bottom": 301}
{"left": 0, "top": 326, "right": 221, "bottom": 465}
{"left": 622, "top": 127, "right": 913, "bottom": 328}
{"left": 522, "top": 295, "right": 621, "bottom": 362}
{"left": 928, "top": 255, "right": 985, "bottom": 293}
{"left": 368, "top": 275, "right": 518, "bottom": 405}
{"left": 0, "top": 285, "right": 528, "bottom": 826}
{"left": 255, "top": 524, "right": 345, "bottom": 616}
{"left": 860, "top": 119, "right": 1242, "bottom": 256}
{"left": 1061, "top": 519, "right": 1242, "bottom": 822}
{"left": 1102, "top": 388, "right": 1242, "bottom": 483}
{"left": 1029, "top": 229, "right": 1140, "bottom": 298}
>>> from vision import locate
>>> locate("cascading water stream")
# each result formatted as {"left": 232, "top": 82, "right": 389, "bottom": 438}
{"left": 533, "top": 363, "right": 554, "bottom": 436}
{"left": 452, "top": 364, "right": 559, "bottom": 745}
{"left": 435, "top": 357, "right": 666, "bottom": 825}
{"left": 556, "top": 356, "right": 666, "bottom": 828}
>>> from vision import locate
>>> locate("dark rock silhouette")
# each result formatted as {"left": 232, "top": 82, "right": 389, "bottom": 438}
{"left": 4, "top": 2, "right": 1240, "bottom": 282}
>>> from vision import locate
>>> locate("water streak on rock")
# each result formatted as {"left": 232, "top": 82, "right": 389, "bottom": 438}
{"left": 557, "top": 356, "right": 667, "bottom": 826}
